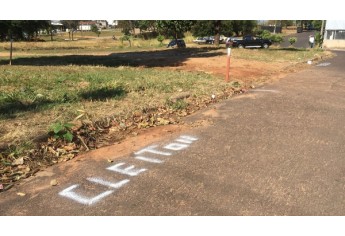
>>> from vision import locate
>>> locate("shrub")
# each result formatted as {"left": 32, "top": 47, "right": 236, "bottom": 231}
{"left": 288, "top": 37, "right": 297, "bottom": 46}
{"left": 49, "top": 122, "right": 74, "bottom": 142}
{"left": 259, "top": 30, "right": 272, "bottom": 39}
{"left": 270, "top": 34, "right": 284, "bottom": 44}
{"left": 157, "top": 35, "right": 165, "bottom": 46}
{"left": 259, "top": 30, "right": 284, "bottom": 44}
{"left": 315, "top": 32, "right": 323, "bottom": 47}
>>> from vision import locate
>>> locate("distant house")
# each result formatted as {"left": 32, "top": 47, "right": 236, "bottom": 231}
{"left": 323, "top": 20, "right": 345, "bottom": 49}
{"left": 96, "top": 20, "right": 108, "bottom": 29}
{"left": 108, "top": 20, "right": 118, "bottom": 28}
{"left": 78, "top": 21, "right": 97, "bottom": 31}
{"left": 50, "top": 20, "right": 64, "bottom": 32}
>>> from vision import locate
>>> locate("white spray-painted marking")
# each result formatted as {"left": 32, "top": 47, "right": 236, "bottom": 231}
{"left": 59, "top": 185, "right": 114, "bottom": 206}
{"left": 87, "top": 178, "right": 130, "bottom": 188}
{"left": 164, "top": 143, "right": 189, "bottom": 151}
{"left": 317, "top": 62, "right": 331, "bottom": 67}
{"left": 176, "top": 138, "right": 193, "bottom": 144}
{"left": 180, "top": 135, "right": 198, "bottom": 141}
{"left": 59, "top": 134, "right": 198, "bottom": 205}
{"left": 134, "top": 145, "right": 172, "bottom": 156}
{"left": 135, "top": 156, "right": 164, "bottom": 163}
{"left": 107, "top": 163, "right": 147, "bottom": 176}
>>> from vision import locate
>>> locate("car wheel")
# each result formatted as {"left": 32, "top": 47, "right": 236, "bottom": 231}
{"left": 238, "top": 44, "right": 244, "bottom": 49}
{"left": 263, "top": 43, "right": 269, "bottom": 49}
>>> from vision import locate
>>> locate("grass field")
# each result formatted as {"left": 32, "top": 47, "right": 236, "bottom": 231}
{"left": 0, "top": 45, "right": 330, "bottom": 145}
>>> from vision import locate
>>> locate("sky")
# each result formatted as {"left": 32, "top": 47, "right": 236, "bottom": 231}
{"left": 1, "top": 0, "right": 342, "bottom": 20}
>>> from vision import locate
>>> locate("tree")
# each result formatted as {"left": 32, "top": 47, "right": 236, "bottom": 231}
{"left": 281, "top": 20, "right": 294, "bottom": 28}
{"left": 0, "top": 21, "right": 11, "bottom": 41}
{"left": 311, "top": 20, "right": 322, "bottom": 30}
{"left": 137, "top": 20, "right": 157, "bottom": 32}
{"left": 0, "top": 20, "right": 50, "bottom": 41}
{"left": 120, "top": 35, "right": 132, "bottom": 47}
{"left": 191, "top": 20, "right": 256, "bottom": 46}
{"left": 156, "top": 20, "right": 195, "bottom": 42}
{"left": 117, "top": 20, "right": 136, "bottom": 35}
{"left": 157, "top": 34, "right": 165, "bottom": 46}
{"left": 191, "top": 21, "right": 215, "bottom": 37}
{"left": 231, "top": 20, "right": 257, "bottom": 36}
{"left": 213, "top": 20, "right": 221, "bottom": 46}
{"left": 91, "top": 24, "right": 101, "bottom": 37}
{"left": 61, "top": 20, "right": 79, "bottom": 40}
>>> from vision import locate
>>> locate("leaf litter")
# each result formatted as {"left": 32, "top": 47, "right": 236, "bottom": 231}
{"left": 0, "top": 85, "right": 245, "bottom": 193}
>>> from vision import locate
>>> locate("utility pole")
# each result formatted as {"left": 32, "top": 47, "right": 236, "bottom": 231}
{"left": 9, "top": 34, "right": 13, "bottom": 66}
{"left": 320, "top": 20, "right": 325, "bottom": 38}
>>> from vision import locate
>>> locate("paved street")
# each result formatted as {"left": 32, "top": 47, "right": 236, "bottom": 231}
{"left": 280, "top": 31, "right": 317, "bottom": 48}
{"left": 1, "top": 51, "right": 345, "bottom": 215}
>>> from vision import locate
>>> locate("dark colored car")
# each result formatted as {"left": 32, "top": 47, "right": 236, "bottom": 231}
{"left": 167, "top": 39, "right": 186, "bottom": 48}
{"left": 229, "top": 35, "right": 272, "bottom": 49}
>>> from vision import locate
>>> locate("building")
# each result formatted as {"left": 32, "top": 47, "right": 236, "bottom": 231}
{"left": 96, "top": 20, "right": 108, "bottom": 29}
{"left": 323, "top": 20, "right": 345, "bottom": 49}
{"left": 78, "top": 21, "right": 97, "bottom": 31}
{"left": 108, "top": 20, "right": 118, "bottom": 28}
{"left": 50, "top": 20, "right": 64, "bottom": 32}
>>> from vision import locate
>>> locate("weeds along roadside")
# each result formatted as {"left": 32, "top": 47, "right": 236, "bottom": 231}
{"left": 0, "top": 64, "right": 243, "bottom": 192}
{"left": 0, "top": 46, "right": 333, "bottom": 192}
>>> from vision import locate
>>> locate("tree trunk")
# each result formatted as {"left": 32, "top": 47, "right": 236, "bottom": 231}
{"left": 214, "top": 20, "right": 221, "bottom": 47}
{"left": 50, "top": 28, "right": 53, "bottom": 41}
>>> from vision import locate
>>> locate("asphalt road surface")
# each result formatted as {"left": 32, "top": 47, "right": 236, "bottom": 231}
{"left": 280, "top": 31, "right": 317, "bottom": 48}
{"left": 1, "top": 51, "right": 345, "bottom": 216}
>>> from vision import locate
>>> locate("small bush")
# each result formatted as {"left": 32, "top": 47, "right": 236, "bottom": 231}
{"left": 270, "top": 34, "right": 284, "bottom": 44}
{"left": 315, "top": 32, "right": 323, "bottom": 47}
{"left": 259, "top": 30, "right": 284, "bottom": 44}
{"left": 288, "top": 37, "right": 297, "bottom": 46}
{"left": 259, "top": 30, "right": 272, "bottom": 39}
{"left": 157, "top": 35, "right": 165, "bottom": 46}
{"left": 49, "top": 122, "right": 74, "bottom": 142}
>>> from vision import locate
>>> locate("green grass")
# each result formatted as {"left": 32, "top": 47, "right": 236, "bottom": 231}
{"left": 231, "top": 47, "right": 327, "bottom": 62}
{"left": 0, "top": 64, "right": 229, "bottom": 132}
{"left": 0, "top": 44, "right": 333, "bottom": 146}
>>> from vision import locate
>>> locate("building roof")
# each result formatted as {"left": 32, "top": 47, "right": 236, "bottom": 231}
{"left": 79, "top": 21, "right": 97, "bottom": 25}
{"left": 51, "top": 20, "right": 63, "bottom": 26}
{"left": 325, "top": 20, "right": 345, "bottom": 30}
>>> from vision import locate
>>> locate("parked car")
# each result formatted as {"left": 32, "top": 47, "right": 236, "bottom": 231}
{"left": 206, "top": 36, "right": 214, "bottom": 44}
{"left": 167, "top": 39, "right": 186, "bottom": 48}
{"left": 193, "top": 37, "right": 207, "bottom": 44}
{"left": 205, "top": 35, "right": 227, "bottom": 44}
{"left": 229, "top": 35, "right": 272, "bottom": 49}
{"left": 225, "top": 37, "right": 241, "bottom": 47}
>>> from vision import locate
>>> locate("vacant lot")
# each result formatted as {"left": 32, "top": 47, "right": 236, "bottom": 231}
{"left": 0, "top": 40, "right": 333, "bottom": 190}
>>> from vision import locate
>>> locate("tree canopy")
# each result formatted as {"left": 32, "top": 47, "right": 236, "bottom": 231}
{"left": 0, "top": 20, "right": 50, "bottom": 41}
{"left": 156, "top": 20, "right": 195, "bottom": 40}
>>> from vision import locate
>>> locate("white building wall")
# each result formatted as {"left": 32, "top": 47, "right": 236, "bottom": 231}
{"left": 323, "top": 20, "right": 345, "bottom": 49}
{"left": 79, "top": 25, "right": 92, "bottom": 31}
